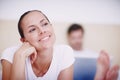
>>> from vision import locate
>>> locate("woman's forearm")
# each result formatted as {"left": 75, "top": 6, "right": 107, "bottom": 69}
{"left": 10, "top": 53, "right": 26, "bottom": 80}
{"left": 9, "top": 43, "right": 37, "bottom": 80}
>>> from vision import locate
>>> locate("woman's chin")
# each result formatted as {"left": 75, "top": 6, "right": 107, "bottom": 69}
{"left": 42, "top": 45, "right": 50, "bottom": 49}
{"left": 37, "top": 44, "right": 53, "bottom": 50}
{"left": 35, "top": 39, "right": 55, "bottom": 51}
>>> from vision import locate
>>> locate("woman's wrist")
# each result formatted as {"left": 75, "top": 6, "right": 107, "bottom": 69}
{"left": 14, "top": 51, "right": 27, "bottom": 61}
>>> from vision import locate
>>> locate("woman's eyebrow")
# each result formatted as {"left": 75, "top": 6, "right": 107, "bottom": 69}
{"left": 28, "top": 25, "right": 35, "bottom": 28}
{"left": 40, "top": 19, "right": 45, "bottom": 23}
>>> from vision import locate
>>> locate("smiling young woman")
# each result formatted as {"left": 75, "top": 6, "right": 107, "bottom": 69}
{"left": 1, "top": 10, "right": 75, "bottom": 80}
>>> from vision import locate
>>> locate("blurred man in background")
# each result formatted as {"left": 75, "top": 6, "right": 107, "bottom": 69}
{"left": 67, "top": 24, "right": 94, "bottom": 54}
{"left": 67, "top": 23, "right": 119, "bottom": 80}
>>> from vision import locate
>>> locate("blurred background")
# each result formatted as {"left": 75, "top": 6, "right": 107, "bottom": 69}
{"left": 0, "top": 0, "right": 120, "bottom": 68}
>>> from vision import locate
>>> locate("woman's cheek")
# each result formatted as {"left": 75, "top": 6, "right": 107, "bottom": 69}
{"left": 27, "top": 34, "right": 38, "bottom": 43}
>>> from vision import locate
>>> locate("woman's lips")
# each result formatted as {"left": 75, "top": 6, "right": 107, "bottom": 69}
{"left": 39, "top": 35, "right": 51, "bottom": 42}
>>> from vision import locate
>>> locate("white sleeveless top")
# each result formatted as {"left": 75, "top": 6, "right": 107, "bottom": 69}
{"left": 0, "top": 45, "right": 75, "bottom": 80}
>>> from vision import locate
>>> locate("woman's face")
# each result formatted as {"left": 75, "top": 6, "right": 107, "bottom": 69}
{"left": 21, "top": 11, "right": 55, "bottom": 50}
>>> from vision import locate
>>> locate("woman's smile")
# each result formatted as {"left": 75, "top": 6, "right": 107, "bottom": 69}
{"left": 38, "top": 34, "right": 51, "bottom": 42}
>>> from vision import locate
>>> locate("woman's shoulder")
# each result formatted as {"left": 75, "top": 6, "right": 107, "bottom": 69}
{"left": 54, "top": 44, "right": 73, "bottom": 55}
{"left": 0, "top": 45, "right": 20, "bottom": 63}
{"left": 53, "top": 44, "right": 75, "bottom": 70}
{"left": 54, "top": 44, "right": 73, "bottom": 56}
{"left": 54, "top": 44, "right": 73, "bottom": 51}
{"left": 3, "top": 45, "right": 20, "bottom": 52}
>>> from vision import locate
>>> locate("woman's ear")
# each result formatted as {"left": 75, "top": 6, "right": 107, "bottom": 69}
{"left": 20, "top": 38, "right": 26, "bottom": 43}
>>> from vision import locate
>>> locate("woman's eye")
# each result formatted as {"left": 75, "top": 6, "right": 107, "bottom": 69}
{"left": 42, "top": 23, "right": 48, "bottom": 27}
{"left": 44, "top": 23, "right": 48, "bottom": 25}
{"left": 29, "top": 28, "right": 36, "bottom": 33}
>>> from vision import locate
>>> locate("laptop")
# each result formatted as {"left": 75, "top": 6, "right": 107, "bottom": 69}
{"left": 73, "top": 53, "right": 112, "bottom": 80}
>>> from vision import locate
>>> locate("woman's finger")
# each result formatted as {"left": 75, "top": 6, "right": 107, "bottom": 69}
{"left": 30, "top": 50, "right": 37, "bottom": 64}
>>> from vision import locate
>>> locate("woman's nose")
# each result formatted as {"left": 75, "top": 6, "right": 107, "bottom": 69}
{"left": 38, "top": 27, "right": 46, "bottom": 35}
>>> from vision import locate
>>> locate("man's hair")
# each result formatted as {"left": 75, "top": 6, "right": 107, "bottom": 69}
{"left": 18, "top": 10, "right": 50, "bottom": 38}
{"left": 67, "top": 23, "right": 84, "bottom": 35}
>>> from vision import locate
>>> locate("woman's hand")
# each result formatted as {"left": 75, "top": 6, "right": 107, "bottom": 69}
{"left": 15, "top": 42, "right": 37, "bottom": 63}
{"left": 10, "top": 42, "right": 37, "bottom": 80}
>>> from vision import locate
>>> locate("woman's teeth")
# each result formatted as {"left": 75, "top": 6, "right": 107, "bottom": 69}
{"left": 41, "top": 36, "right": 49, "bottom": 41}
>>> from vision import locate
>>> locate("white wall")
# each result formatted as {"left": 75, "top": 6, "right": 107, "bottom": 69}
{"left": 0, "top": 0, "right": 120, "bottom": 24}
